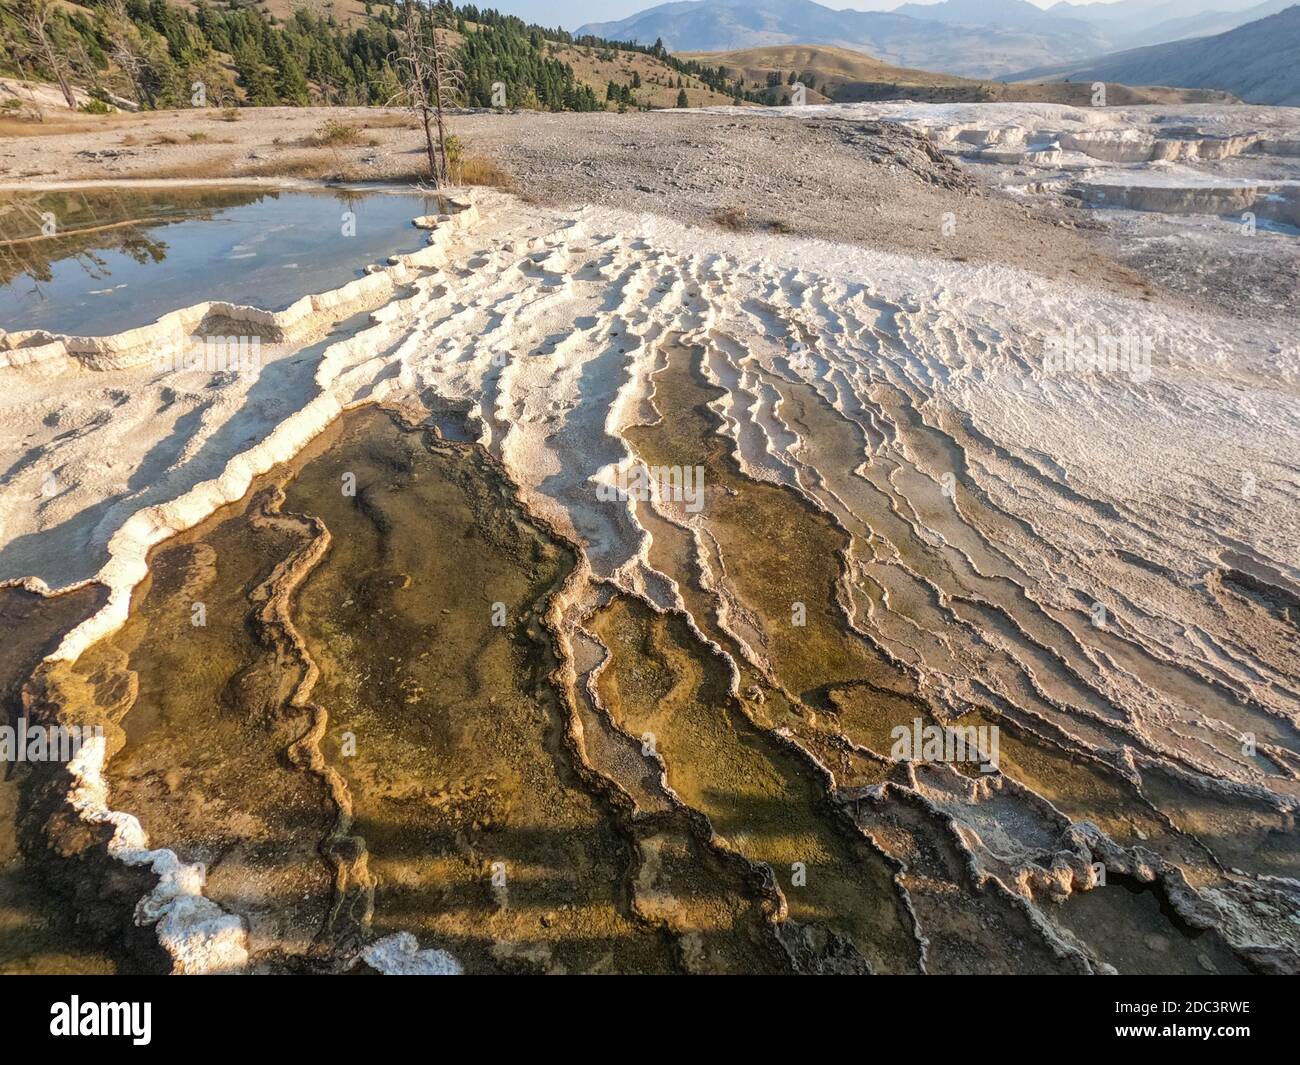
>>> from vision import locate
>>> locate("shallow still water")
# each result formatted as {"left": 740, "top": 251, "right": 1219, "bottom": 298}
{"left": 0, "top": 187, "right": 444, "bottom": 336}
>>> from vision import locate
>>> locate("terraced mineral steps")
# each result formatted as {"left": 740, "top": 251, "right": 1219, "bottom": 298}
{"left": 588, "top": 595, "right": 920, "bottom": 974}
{"left": 279, "top": 412, "right": 675, "bottom": 975}
{"left": 18, "top": 409, "right": 670, "bottom": 973}
{"left": 2, "top": 183, "right": 1297, "bottom": 975}
{"left": 600, "top": 334, "right": 1276, "bottom": 974}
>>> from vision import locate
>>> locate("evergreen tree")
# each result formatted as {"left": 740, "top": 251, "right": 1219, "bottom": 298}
{"left": 3, "top": 0, "right": 754, "bottom": 114}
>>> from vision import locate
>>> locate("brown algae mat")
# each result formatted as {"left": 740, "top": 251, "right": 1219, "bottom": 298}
{"left": 20, "top": 408, "right": 679, "bottom": 972}
{"left": 0, "top": 583, "right": 118, "bottom": 974}
{"left": 11, "top": 370, "right": 1286, "bottom": 973}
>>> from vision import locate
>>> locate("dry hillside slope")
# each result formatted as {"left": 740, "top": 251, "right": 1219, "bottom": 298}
{"left": 682, "top": 44, "right": 1240, "bottom": 105}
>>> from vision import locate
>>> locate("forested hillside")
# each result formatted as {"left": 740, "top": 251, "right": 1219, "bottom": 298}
{"left": 0, "top": 0, "right": 760, "bottom": 112}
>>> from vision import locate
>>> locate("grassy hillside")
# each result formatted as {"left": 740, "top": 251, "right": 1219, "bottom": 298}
{"left": 2, "top": 2, "right": 1237, "bottom": 121}
{"left": 553, "top": 41, "right": 741, "bottom": 109}
{"left": 244, "top": 0, "right": 371, "bottom": 24}
{"left": 684, "top": 45, "right": 967, "bottom": 92}
{"left": 0, "top": 0, "right": 752, "bottom": 115}
{"left": 681, "top": 43, "right": 1240, "bottom": 105}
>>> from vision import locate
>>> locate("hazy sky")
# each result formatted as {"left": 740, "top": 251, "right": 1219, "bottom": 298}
{"left": 490, "top": 0, "right": 1126, "bottom": 33}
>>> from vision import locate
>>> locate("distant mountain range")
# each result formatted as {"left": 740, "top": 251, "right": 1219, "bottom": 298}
{"left": 578, "top": 0, "right": 1298, "bottom": 80}
{"left": 893, "top": 0, "right": 1098, "bottom": 34}
{"left": 1013, "top": 4, "right": 1300, "bottom": 105}
{"left": 578, "top": 0, "right": 1110, "bottom": 78}
{"left": 1047, "top": 0, "right": 1296, "bottom": 49}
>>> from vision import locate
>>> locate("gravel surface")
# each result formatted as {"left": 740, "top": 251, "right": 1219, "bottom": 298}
{"left": 456, "top": 109, "right": 1150, "bottom": 300}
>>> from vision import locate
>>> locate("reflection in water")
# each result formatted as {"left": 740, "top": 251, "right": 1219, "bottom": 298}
{"left": 0, "top": 187, "right": 445, "bottom": 337}
{"left": 0, "top": 187, "right": 252, "bottom": 286}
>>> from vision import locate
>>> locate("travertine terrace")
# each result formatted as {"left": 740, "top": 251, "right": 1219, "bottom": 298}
{"left": 1, "top": 102, "right": 1298, "bottom": 976}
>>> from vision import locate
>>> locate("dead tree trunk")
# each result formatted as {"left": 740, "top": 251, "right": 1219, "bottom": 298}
{"left": 429, "top": 29, "right": 451, "bottom": 186}
{"left": 14, "top": 0, "right": 77, "bottom": 109}
{"left": 393, "top": 0, "right": 462, "bottom": 188}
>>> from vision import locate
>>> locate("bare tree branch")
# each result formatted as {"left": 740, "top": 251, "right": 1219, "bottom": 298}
{"left": 5, "top": 0, "right": 78, "bottom": 110}
{"left": 391, "top": 0, "right": 463, "bottom": 186}
{"left": 98, "top": 0, "right": 154, "bottom": 109}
